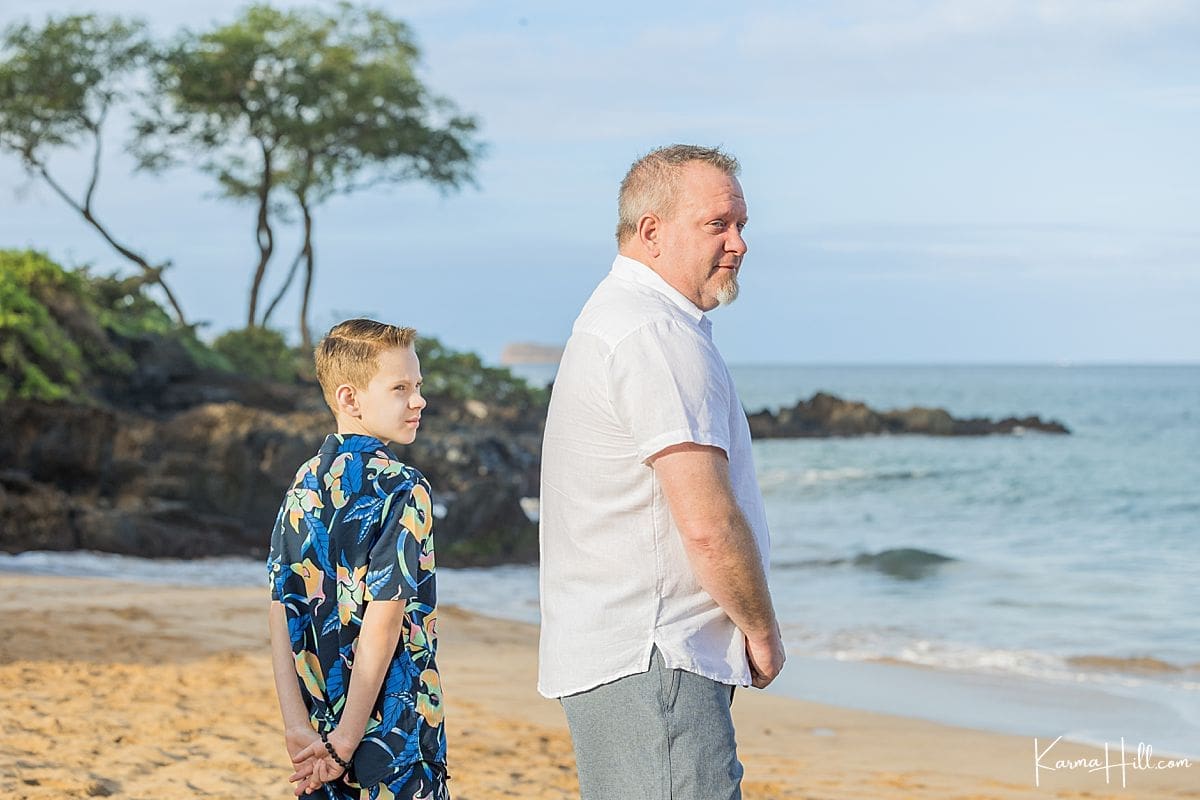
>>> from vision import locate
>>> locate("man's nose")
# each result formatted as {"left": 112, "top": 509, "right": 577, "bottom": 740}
{"left": 412, "top": 391, "right": 427, "bottom": 409}
{"left": 728, "top": 227, "right": 748, "bottom": 256}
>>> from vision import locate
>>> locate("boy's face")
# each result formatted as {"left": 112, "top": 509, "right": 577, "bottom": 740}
{"left": 345, "top": 345, "right": 426, "bottom": 446}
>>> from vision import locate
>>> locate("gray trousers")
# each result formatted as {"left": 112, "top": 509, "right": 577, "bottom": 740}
{"left": 560, "top": 647, "right": 743, "bottom": 800}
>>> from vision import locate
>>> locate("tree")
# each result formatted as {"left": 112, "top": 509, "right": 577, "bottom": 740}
{"left": 0, "top": 14, "right": 187, "bottom": 325}
{"left": 137, "top": 2, "right": 480, "bottom": 344}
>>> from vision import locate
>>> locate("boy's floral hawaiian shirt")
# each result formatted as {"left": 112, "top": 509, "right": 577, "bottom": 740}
{"left": 269, "top": 433, "right": 443, "bottom": 789}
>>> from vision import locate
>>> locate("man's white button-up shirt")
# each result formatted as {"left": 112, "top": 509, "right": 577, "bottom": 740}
{"left": 537, "top": 254, "right": 771, "bottom": 698}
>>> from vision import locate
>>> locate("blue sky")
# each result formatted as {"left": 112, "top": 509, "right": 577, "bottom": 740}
{"left": 2, "top": 0, "right": 1198, "bottom": 363}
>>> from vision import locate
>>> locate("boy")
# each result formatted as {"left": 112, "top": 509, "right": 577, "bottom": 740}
{"left": 268, "top": 319, "right": 447, "bottom": 800}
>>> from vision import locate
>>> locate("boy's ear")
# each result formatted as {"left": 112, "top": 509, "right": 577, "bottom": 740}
{"left": 334, "top": 383, "right": 360, "bottom": 418}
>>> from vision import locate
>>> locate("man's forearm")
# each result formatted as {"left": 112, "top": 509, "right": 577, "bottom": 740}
{"left": 650, "top": 443, "right": 779, "bottom": 642}
{"left": 678, "top": 510, "right": 778, "bottom": 642}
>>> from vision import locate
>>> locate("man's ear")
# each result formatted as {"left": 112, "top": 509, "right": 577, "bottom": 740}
{"left": 637, "top": 213, "right": 661, "bottom": 257}
{"left": 334, "top": 383, "right": 360, "bottom": 418}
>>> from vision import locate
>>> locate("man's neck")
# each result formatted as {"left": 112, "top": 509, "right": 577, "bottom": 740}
{"left": 616, "top": 249, "right": 707, "bottom": 312}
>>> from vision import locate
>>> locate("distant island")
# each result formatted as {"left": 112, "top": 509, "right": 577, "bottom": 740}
{"left": 748, "top": 392, "right": 1070, "bottom": 438}
{"left": 501, "top": 342, "right": 564, "bottom": 365}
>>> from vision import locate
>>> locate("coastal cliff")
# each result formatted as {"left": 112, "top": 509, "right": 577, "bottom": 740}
{"left": 0, "top": 250, "right": 545, "bottom": 566}
{"left": 0, "top": 384, "right": 543, "bottom": 567}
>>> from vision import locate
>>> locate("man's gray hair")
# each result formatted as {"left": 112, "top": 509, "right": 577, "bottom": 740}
{"left": 616, "top": 144, "right": 740, "bottom": 245}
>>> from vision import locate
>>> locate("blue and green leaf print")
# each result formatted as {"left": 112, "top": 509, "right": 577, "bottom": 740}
{"left": 267, "top": 433, "right": 444, "bottom": 792}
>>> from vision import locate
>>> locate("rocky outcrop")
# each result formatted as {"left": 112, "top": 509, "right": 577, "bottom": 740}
{"left": 1, "top": 251, "right": 548, "bottom": 566}
{"left": 1, "top": 374, "right": 1072, "bottom": 565}
{"left": 747, "top": 392, "right": 1070, "bottom": 438}
{"left": 403, "top": 425, "right": 542, "bottom": 566}
{"left": 0, "top": 389, "right": 542, "bottom": 566}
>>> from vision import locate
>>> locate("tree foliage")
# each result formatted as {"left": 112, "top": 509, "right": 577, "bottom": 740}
{"left": 0, "top": 6, "right": 516, "bottom": 410}
{"left": 0, "top": 14, "right": 187, "bottom": 323}
{"left": 136, "top": 2, "right": 481, "bottom": 343}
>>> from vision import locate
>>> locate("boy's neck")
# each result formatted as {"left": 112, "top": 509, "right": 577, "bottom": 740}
{"left": 335, "top": 415, "right": 388, "bottom": 444}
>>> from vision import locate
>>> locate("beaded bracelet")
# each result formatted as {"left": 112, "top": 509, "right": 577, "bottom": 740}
{"left": 319, "top": 729, "right": 352, "bottom": 773}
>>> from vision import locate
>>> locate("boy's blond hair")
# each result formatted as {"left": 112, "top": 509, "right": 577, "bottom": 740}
{"left": 314, "top": 318, "right": 417, "bottom": 410}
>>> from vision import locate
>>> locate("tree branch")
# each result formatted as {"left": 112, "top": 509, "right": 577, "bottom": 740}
{"left": 83, "top": 106, "right": 109, "bottom": 213}
{"left": 36, "top": 159, "right": 189, "bottom": 326}
{"left": 32, "top": 158, "right": 87, "bottom": 216}
{"left": 262, "top": 240, "right": 304, "bottom": 326}
{"left": 247, "top": 138, "right": 275, "bottom": 327}
{"left": 298, "top": 191, "right": 315, "bottom": 351}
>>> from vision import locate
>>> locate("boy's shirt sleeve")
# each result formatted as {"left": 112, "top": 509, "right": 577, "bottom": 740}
{"left": 269, "top": 454, "right": 321, "bottom": 602}
{"left": 268, "top": 499, "right": 287, "bottom": 601}
{"left": 365, "top": 471, "right": 435, "bottom": 602}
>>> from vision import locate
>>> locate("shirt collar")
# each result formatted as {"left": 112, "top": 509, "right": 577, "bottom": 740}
{"left": 319, "top": 433, "right": 389, "bottom": 456}
{"left": 610, "top": 255, "right": 711, "bottom": 333}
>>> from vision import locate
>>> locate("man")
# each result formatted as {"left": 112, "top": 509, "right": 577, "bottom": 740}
{"left": 538, "top": 144, "right": 785, "bottom": 800}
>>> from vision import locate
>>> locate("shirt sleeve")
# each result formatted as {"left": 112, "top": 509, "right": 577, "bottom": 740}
{"left": 607, "top": 318, "right": 732, "bottom": 463}
{"left": 365, "top": 475, "right": 434, "bottom": 603}
{"left": 267, "top": 500, "right": 288, "bottom": 601}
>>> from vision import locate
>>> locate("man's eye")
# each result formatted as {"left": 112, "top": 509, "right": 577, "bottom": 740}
{"left": 395, "top": 385, "right": 407, "bottom": 392}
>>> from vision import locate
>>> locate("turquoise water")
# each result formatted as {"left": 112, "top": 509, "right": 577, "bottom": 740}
{"left": 728, "top": 364, "right": 1198, "bottom": 677}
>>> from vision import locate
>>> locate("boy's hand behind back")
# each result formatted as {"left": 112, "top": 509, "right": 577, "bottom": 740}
{"left": 285, "top": 725, "right": 321, "bottom": 762}
{"left": 284, "top": 726, "right": 325, "bottom": 796}
{"left": 290, "top": 737, "right": 350, "bottom": 796}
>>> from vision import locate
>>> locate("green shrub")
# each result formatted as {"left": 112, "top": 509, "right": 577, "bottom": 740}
{"left": 0, "top": 248, "right": 227, "bottom": 402}
{"left": 0, "top": 248, "right": 543, "bottom": 407}
{"left": 86, "top": 272, "right": 231, "bottom": 372}
{"left": 212, "top": 326, "right": 299, "bottom": 382}
{"left": 0, "top": 250, "right": 97, "bottom": 401}
{"left": 420, "top": 335, "right": 547, "bottom": 407}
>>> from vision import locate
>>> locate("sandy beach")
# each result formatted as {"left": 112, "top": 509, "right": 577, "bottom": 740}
{"left": 1, "top": 573, "right": 1194, "bottom": 800}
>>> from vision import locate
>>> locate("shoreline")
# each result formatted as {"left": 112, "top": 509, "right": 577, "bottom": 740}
{"left": 1, "top": 573, "right": 1196, "bottom": 799}
{"left": 769, "top": 653, "right": 1200, "bottom": 761}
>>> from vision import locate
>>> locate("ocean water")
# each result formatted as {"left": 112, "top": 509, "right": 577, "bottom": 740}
{"left": 4, "top": 364, "right": 1198, "bottom": 754}
{"left": 518, "top": 362, "right": 1200, "bottom": 754}
{"left": 730, "top": 364, "right": 1199, "bottom": 680}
